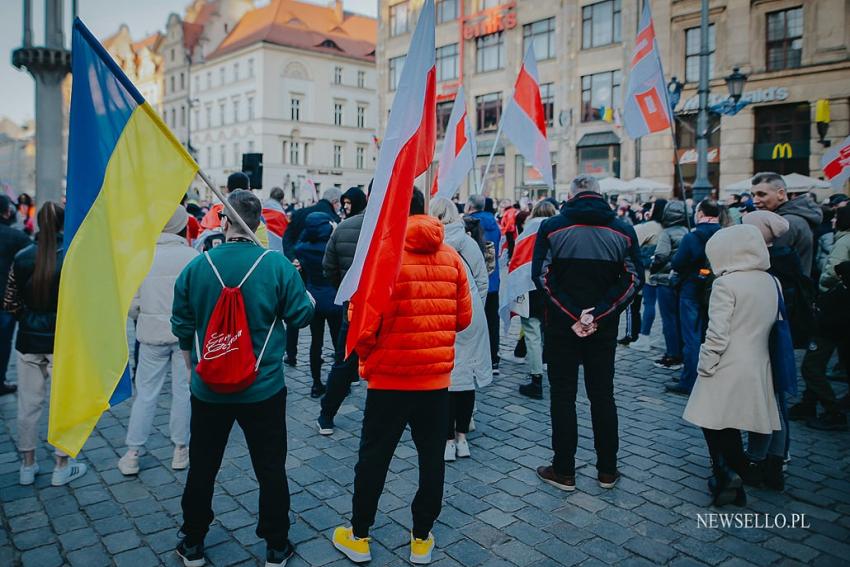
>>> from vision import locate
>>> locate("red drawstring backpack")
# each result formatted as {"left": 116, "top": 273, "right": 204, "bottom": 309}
{"left": 195, "top": 250, "right": 276, "bottom": 393}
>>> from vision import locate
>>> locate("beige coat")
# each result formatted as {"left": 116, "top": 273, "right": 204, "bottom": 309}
{"left": 683, "top": 225, "right": 781, "bottom": 434}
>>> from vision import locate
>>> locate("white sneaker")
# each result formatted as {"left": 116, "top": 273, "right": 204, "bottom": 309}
{"left": 52, "top": 460, "right": 87, "bottom": 486}
{"left": 118, "top": 450, "right": 140, "bottom": 475}
{"left": 172, "top": 445, "right": 189, "bottom": 470}
{"left": 630, "top": 335, "right": 652, "bottom": 352}
{"left": 443, "top": 440, "right": 456, "bottom": 462}
{"left": 19, "top": 463, "right": 39, "bottom": 486}
{"left": 456, "top": 438, "right": 470, "bottom": 458}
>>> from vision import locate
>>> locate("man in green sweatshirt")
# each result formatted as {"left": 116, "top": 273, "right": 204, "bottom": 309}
{"left": 171, "top": 190, "right": 314, "bottom": 567}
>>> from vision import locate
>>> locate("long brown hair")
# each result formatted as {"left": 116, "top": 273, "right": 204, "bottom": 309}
{"left": 32, "top": 201, "right": 64, "bottom": 309}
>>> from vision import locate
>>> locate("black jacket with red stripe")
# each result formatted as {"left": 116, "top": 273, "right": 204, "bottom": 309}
{"left": 532, "top": 191, "right": 643, "bottom": 335}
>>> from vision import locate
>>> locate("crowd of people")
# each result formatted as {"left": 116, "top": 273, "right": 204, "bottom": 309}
{"left": 0, "top": 171, "right": 847, "bottom": 566}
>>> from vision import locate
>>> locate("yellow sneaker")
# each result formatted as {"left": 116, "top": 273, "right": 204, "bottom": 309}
{"left": 410, "top": 532, "right": 435, "bottom": 564}
{"left": 332, "top": 526, "right": 371, "bottom": 563}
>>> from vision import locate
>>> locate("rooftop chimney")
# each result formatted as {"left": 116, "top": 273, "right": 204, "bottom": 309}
{"left": 332, "top": 0, "right": 344, "bottom": 24}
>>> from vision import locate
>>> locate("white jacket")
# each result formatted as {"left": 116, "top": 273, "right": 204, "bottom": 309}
{"left": 130, "top": 233, "right": 199, "bottom": 345}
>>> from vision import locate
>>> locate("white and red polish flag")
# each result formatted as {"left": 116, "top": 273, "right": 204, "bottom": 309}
{"left": 501, "top": 45, "right": 554, "bottom": 189}
{"left": 435, "top": 86, "right": 476, "bottom": 200}
{"left": 821, "top": 135, "right": 850, "bottom": 189}
{"left": 498, "top": 216, "right": 546, "bottom": 329}
{"left": 623, "top": 2, "right": 673, "bottom": 139}
{"left": 335, "top": 0, "right": 436, "bottom": 356}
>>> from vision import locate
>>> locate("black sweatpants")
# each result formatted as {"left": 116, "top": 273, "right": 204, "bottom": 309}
{"left": 546, "top": 324, "right": 619, "bottom": 476}
{"left": 447, "top": 390, "right": 475, "bottom": 439}
{"left": 181, "top": 390, "right": 290, "bottom": 548}
{"left": 286, "top": 326, "right": 299, "bottom": 361}
{"left": 309, "top": 309, "right": 342, "bottom": 386}
{"left": 320, "top": 307, "right": 359, "bottom": 421}
{"left": 484, "top": 292, "right": 500, "bottom": 364}
{"left": 351, "top": 389, "right": 448, "bottom": 540}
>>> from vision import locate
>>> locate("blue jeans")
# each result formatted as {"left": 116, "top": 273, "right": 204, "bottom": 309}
{"left": 747, "top": 393, "right": 790, "bottom": 460}
{"left": 0, "top": 312, "right": 16, "bottom": 383}
{"left": 639, "top": 284, "right": 658, "bottom": 336}
{"left": 656, "top": 285, "right": 681, "bottom": 358}
{"left": 679, "top": 283, "right": 705, "bottom": 392}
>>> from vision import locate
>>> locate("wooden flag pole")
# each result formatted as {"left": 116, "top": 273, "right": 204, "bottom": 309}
{"left": 197, "top": 169, "right": 263, "bottom": 247}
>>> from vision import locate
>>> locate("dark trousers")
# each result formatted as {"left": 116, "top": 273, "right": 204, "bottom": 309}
{"left": 546, "top": 325, "right": 618, "bottom": 476}
{"left": 800, "top": 336, "right": 840, "bottom": 413}
{"left": 351, "top": 389, "right": 448, "bottom": 540}
{"left": 309, "top": 310, "right": 342, "bottom": 386}
{"left": 320, "top": 309, "right": 359, "bottom": 421}
{"left": 484, "top": 292, "right": 500, "bottom": 364}
{"left": 447, "top": 390, "right": 475, "bottom": 439}
{"left": 181, "top": 390, "right": 290, "bottom": 548}
{"left": 702, "top": 428, "right": 747, "bottom": 474}
{"left": 286, "top": 327, "right": 299, "bottom": 361}
{"left": 679, "top": 283, "right": 705, "bottom": 392}
{"left": 0, "top": 312, "right": 16, "bottom": 383}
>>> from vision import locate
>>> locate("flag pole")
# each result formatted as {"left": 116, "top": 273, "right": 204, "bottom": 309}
{"left": 197, "top": 169, "right": 263, "bottom": 247}
{"left": 480, "top": 115, "right": 504, "bottom": 195}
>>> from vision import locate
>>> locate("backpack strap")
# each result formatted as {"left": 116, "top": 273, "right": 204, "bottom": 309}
{"left": 254, "top": 319, "right": 277, "bottom": 371}
{"left": 238, "top": 250, "right": 272, "bottom": 289}
{"left": 203, "top": 252, "right": 226, "bottom": 288}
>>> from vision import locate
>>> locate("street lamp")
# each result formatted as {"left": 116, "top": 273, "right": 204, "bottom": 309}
{"left": 724, "top": 67, "right": 747, "bottom": 103}
{"left": 691, "top": 0, "right": 714, "bottom": 203}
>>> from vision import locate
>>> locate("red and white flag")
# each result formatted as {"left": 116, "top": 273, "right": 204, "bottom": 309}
{"left": 335, "top": 0, "right": 436, "bottom": 356}
{"left": 498, "top": 216, "right": 545, "bottom": 328}
{"left": 435, "top": 87, "right": 476, "bottom": 200}
{"left": 623, "top": 2, "right": 672, "bottom": 139}
{"left": 501, "top": 46, "right": 554, "bottom": 189}
{"left": 822, "top": 134, "right": 850, "bottom": 189}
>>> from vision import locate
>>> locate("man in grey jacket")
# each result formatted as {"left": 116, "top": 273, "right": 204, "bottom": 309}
{"left": 317, "top": 186, "right": 368, "bottom": 435}
{"left": 752, "top": 172, "right": 822, "bottom": 277}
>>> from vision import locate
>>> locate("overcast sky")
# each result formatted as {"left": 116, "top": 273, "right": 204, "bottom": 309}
{"left": 1, "top": 0, "right": 378, "bottom": 124}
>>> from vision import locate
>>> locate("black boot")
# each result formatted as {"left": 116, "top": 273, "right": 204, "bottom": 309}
{"left": 709, "top": 461, "right": 743, "bottom": 507}
{"left": 763, "top": 455, "right": 785, "bottom": 491}
{"left": 518, "top": 374, "right": 543, "bottom": 400}
{"left": 788, "top": 401, "right": 817, "bottom": 421}
{"left": 741, "top": 459, "right": 765, "bottom": 487}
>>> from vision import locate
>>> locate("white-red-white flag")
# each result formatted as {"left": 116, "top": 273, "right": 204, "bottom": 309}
{"left": 335, "top": 0, "right": 436, "bottom": 356}
{"left": 498, "top": 216, "right": 545, "bottom": 328}
{"left": 501, "top": 45, "right": 554, "bottom": 189}
{"left": 436, "top": 86, "right": 476, "bottom": 200}
{"left": 822, "top": 134, "right": 850, "bottom": 189}
{"left": 623, "top": 2, "right": 673, "bottom": 139}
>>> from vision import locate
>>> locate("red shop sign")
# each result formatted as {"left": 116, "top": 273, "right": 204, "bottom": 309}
{"left": 462, "top": 1, "right": 518, "bottom": 40}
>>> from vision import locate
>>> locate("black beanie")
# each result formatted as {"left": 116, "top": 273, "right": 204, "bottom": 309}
{"left": 227, "top": 172, "right": 251, "bottom": 191}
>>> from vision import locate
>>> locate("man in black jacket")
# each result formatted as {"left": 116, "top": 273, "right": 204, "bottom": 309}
{"left": 0, "top": 196, "right": 31, "bottom": 395}
{"left": 532, "top": 175, "right": 642, "bottom": 491}
{"left": 317, "top": 187, "right": 368, "bottom": 435}
{"left": 282, "top": 188, "right": 342, "bottom": 365}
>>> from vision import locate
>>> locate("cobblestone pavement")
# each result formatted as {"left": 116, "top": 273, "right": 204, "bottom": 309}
{"left": 1, "top": 324, "right": 848, "bottom": 567}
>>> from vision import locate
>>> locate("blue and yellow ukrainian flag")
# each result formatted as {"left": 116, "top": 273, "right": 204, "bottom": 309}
{"left": 48, "top": 19, "right": 198, "bottom": 456}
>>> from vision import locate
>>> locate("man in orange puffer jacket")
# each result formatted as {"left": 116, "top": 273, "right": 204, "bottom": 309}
{"left": 332, "top": 189, "right": 473, "bottom": 565}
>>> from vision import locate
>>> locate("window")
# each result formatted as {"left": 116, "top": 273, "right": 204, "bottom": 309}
{"left": 767, "top": 7, "right": 803, "bottom": 71}
{"left": 180, "top": 72, "right": 185, "bottom": 90}
{"left": 170, "top": 108, "right": 176, "bottom": 128}
{"left": 220, "top": 67, "right": 226, "bottom": 85}
{"left": 356, "top": 146, "right": 365, "bottom": 169}
{"left": 753, "top": 102, "right": 810, "bottom": 175}
{"left": 234, "top": 62, "right": 240, "bottom": 81}
{"left": 170, "top": 48, "right": 175, "bottom": 62}
{"left": 334, "top": 103, "right": 343, "bottom": 126}
{"left": 247, "top": 97, "right": 255, "bottom": 120}
{"left": 481, "top": 0, "right": 500, "bottom": 8}
{"left": 685, "top": 25, "right": 716, "bottom": 82}
{"left": 232, "top": 99, "right": 240, "bottom": 123}
{"left": 357, "top": 70, "right": 366, "bottom": 88}
{"left": 206, "top": 72, "right": 211, "bottom": 89}
{"left": 334, "top": 66, "right": 343, "bottom": 84}
{"left": 436, "top": 0, "right": 457, "bottom": 24}
{"left": 357, "top": 105, "right": 366, "bottom": 128}
{"left": 540, "top": 83, "right": 554, "bottom": 127}
{"left": 389, "top": 55, "right": 406, "bottom": 91}
{"left": 578, "top": 144, "right": 621, "bottom": 178}
{"left": 219, "top": 102, "right": 226, "bottom": 125}
{"left": 193, "top": 109, "right": 199, "bottom": 130}
{"left": 304, "top": 142, "right": 310, "bottom": 165}
{"left": 334, "top": 144, "right": 343, "bottom": 168}
{"left": 389, "top": 2, "right": 410, "bottom": 37}
{"left": 436, "top": 100, "right": 454, "bottom": 137}
{"left": 436, "top": 43, "right": 459, "bottom": 82}
{"left": 206, "top": 146, "right": 212, "bottom": 168}
{"left": 180, "top": 105, "right": 186, "bottom": 127}
{"left": 219, "top": 144, "right": 225, "bottom": 167}
{"left": 289, "top": 141, "right": 300, "bottom": 165}
{"left": 247, "top": 140, "right": 254, "bottom": 153}
{"left": 291, "top": 97, "right": 301, "bottom": 121}
{"left": 476, "top": 92, "right": 502, "bottom": 133}
{"left": 523, "top": 18, "right": 555, "bottom": 61}
{"left": 170, "top": 76, "right": 175, "bottom": 94}
{"left": 248, "top": 58, "right": 254, "bottom": 78}
{"left": 582, "top": 0, "right": 622, "bottom": 49}
{"left": 581, "top": 70, "right": 622, "bottom": 122}
{"left": 205, "top": 106, "right": 212, "bottom": 128}
{"left": 194, "top": 76, "right": 199, "bottom": 93}
{"left": 476, "top": 32, "right": 504, "bottom": 72}
{"left": 233, "top": 142, "right": 240, "bottom": 166}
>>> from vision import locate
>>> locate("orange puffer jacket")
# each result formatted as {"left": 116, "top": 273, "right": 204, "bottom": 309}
{"left": 355, "top": 215, "right": 473, "bottom": 390}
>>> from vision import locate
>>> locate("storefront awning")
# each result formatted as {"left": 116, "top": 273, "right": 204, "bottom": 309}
{"left": 476, "top": 138, "right": 505, "bottom": 157}
{"left": 576, "top": 131, "right": 620, "bottom": 147}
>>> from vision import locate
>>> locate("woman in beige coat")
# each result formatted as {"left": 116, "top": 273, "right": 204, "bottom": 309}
{"left": 683, "top": 224, "right": 781, "bottom": 507}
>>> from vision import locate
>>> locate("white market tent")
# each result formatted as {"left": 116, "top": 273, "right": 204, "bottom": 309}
{"left": 625, "top": 177, "right": 672, "bottom": 195}
{"left": 597, "top": 177, "right": 632, "bottom": 193}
